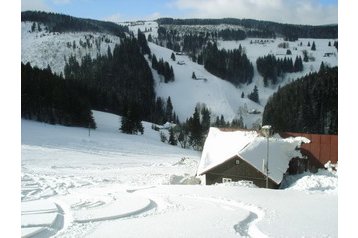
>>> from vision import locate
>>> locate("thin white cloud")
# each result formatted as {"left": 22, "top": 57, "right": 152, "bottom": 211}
{"left": 21, "top": 0, "right": 51, "bottom": 11}
{"left": 173, "top": 0, "right": 337, "bottom": 25}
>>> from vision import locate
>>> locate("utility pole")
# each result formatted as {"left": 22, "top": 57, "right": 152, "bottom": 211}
{"left": 261, "top": 125, "right": 271, "bottom": 189}
{"left": 266, "top": 135, "right": 269, "bottom": 188}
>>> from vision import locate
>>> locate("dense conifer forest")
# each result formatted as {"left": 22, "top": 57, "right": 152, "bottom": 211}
{"left": 157, "top": 18, "right": 338, "bottom": 40}
{"left": 21, "top": 11, "right": 129, "bottom": 37}
{"left": 262, "top": 66, "right": 338, "bottom": 134}
{"left": 256, "top": 54, "right": 303, "bottom": 86}
{"left": 22, "top": 34, "right": 176, "bottom": 129}
{"left": 21, "top": 62, "right": 96, "bottom": 128}
{"left": 199, "top": 42, "right": 254, "bottom": 86}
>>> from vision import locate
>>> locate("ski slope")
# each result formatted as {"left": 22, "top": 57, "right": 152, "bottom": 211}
{"left": 21, "top": 110, "right": 337, "bottom": 237}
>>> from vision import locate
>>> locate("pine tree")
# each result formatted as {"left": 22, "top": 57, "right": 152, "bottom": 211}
{"left": 166, "top": 96, "right": 173, "bottom": 122}
{"left": 192, "top": 72, "right": 196, "bottom": 79}
{"left": 311, "top": 41, "right": 316, "bottom": 51}
{"left": 188, "top": 107, "right": 203, "bottom": 150}
{"left": 302, "top": 50, "right": 309, "bottom": 62}
{"left": 231, "top": 116, "right": 244, "bottom": 128}
{"left": 168, "top": 127, "right": 177, "bottom": 145}
{"left": 248, "top": 85, "right": 259, "bottom": 103}
{"left": 178, "top": 130, "right": 186, "bottom": 148}
{"left": 152, "top": 54, "right": 158, "bottom": 70}
{"left": 334, "top": 41, "right": 338, "bottom": 50}
{"left": 294, "top": 56, "right": 303, "bottom": 72}
{"left": 171, "top": 52, "right": 176, "bottom": 61}
{"left": 241, "top": 92, "right": 245, "bottom": 98}
{"left": 137, "top": 29, "right": 151, "bottom": 55}
{"left": 319, "top": 61, "right": 327, "bottom": 72}
{"left": 220, "top": 115, "right": 225, "bottom": 127}
{"left": 201, "top": 106, "right": 211, "bottom": 133}
{"left": 31, "top": 22, "right": 36, "bottom": 32}
{"left": 107, "top": 45, "right": 112, "bottom": 59}
{"left": 120, "top": 103, "right": 144, "bottom": 135}
{"left": 170, "top": 66, "right": 174, "bottom": 82}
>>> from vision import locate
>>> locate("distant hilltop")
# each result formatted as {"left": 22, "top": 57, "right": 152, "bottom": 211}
{"left": 157, "top": 17, "right": 338, "bottom": 40}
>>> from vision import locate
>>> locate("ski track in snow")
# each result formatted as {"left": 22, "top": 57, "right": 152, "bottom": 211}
{"left": 24, "top": 188, "right": 267, "bottom": 238}
{"left": 186, "top": 195, "right": 267, "bottom": 238}
{"left": 21, "top": 202, "right": 64, "bottom": 238}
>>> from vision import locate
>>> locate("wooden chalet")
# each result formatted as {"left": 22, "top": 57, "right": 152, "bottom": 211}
{"left": 197, "top": 128, "right": 310, "bottom": 189}
{"left": 198, "top": 128, "right": 338, "bottom": 188}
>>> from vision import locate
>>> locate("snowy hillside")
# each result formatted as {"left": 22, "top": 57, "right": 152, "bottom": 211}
{"left": 129, "top": 21, "right": 337, "bottom": 127}
{"left": 21, "top": 22, "right": 121, "bottom": 75}
{"left": 21, "top": 19, "right": 337, "bottom": 127}
{"left": 148, "top": 41, "right": 263, "bottom": 126}
{"left": 21, "top": 110, "right": 337, "bottom": 237}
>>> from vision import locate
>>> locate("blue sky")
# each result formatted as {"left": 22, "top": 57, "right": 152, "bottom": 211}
{"left": 21, "top": 0, "right": 338, "bottom": 25}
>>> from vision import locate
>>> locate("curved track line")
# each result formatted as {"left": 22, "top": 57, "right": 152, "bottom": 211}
{"left": 75, "top": 199, "right": 157, "bottom": 223}
{"left": 186, "top": 196, "right": 267, "bottom": 238}
{"left": 23, "top": 203, "right": 64, "bottom": 238}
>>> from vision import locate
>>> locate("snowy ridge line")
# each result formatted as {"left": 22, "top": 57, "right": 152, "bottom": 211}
{"left": 185, "top": 195, "right": 267, "bottom": 238}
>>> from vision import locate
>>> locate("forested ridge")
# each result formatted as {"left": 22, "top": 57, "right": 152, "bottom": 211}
{"left": 22, "top": 33, "right": 175, "bottom": 129}
{"left": 262, "top": 66, "right": 338, "bottom": 134}
{"left": 21, "top": 11, "right": 129, "bottom": 37}
{"left": 157, "top": 18, "right": 337, "bottom": 40}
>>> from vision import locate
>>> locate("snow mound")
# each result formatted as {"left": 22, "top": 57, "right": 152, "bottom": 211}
{"left": 172, "top": 157, "right": 198, "bottom": 167}
{"left": 214, "top": 181, "right": 258, "bottom": 188}
{"left": 282, "top": 169, "right": 338, "bottom": 193}
{"left": 169, "top": 174, "right": 201, "bottom": 185}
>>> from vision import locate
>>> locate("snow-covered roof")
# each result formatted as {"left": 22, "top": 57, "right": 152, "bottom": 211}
{"left": 197, "top": 127, "right": 310, "bottom": 184}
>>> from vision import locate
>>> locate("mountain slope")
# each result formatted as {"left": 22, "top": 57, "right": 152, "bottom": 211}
{"left": 21, "top": 14, "right": 338, "bottom": 128}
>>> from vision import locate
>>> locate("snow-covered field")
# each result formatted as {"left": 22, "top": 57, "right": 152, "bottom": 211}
{"left": 21, "top": 110, "right": 338, "bottom": 237}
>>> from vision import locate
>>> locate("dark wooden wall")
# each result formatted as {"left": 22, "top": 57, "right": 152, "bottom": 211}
{"left": 205, "top": 156, "right": 278, "bottom": 189}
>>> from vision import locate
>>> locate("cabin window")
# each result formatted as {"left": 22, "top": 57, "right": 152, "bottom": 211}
{"left": 222, "top": 178, "right": 232, "bottom": 183}
{"left": 236, "top": 160, "right": 240, "bottom": 165}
